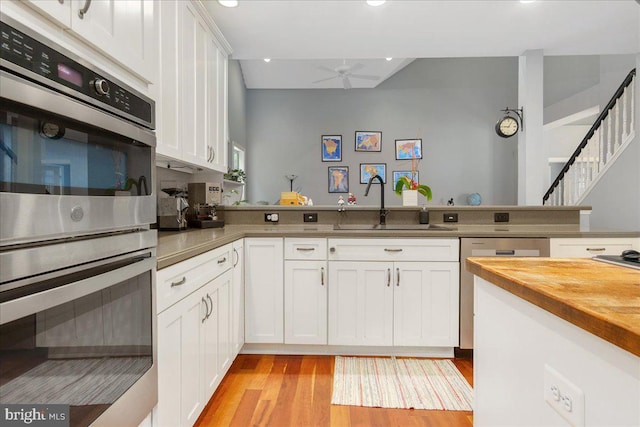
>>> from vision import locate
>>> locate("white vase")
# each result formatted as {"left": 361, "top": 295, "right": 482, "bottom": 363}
{"left": 402, "top": 190, "right": 418, "bottom": 206}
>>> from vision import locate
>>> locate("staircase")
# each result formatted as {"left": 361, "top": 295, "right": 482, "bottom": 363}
{"left": 543, "top": 69, "right": 636, "bottom": 206}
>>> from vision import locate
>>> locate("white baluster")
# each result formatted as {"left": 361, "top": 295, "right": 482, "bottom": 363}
{"left": 598, "top": 123, "right": 606, "bottom": 169}
{"left": 630, "top": 79, "right": 635, "bottom": 135}
{"left": 614, "top": 101, "right": 621, "bottom": 150}
{"left": 607, "top": 115, "right": 613, "bottom": 160}
{"left": 564, "top": 172, "right": 570, "bottom": 205}
{"left": 593, "top": 128, "right": 600, "bottom": 175}
{"left": 621, "top": 87, "right": 629, "bottom": 139}
{"left": 585, "top": 140, "right": 593, "bottom": 186}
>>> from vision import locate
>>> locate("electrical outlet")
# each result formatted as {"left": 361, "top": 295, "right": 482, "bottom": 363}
{"left": 303, "top": 213, "right": 318, "bottom": 222}
{"left": 443, "top": 213, "right": 458, "bottom": 222}
{"left": 544, "top": 364, "right": 585, "bottom": 427}
{"left": 264, "top": 213, "right": 279, "bottom": 223}
{"left": 494, "top": 212, "right": 510, "bottom": 222}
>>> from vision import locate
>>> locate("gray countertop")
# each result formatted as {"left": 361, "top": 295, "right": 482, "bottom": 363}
{"left": 157, "top": 224, "right": 639, "bottom": 270}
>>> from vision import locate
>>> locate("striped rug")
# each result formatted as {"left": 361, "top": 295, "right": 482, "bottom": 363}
{"left": 331, "top": 356, "right": 473, "bottom": 411}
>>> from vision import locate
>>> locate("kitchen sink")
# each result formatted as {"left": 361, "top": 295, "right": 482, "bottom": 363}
{"left": 333, "top": 224, "right": 454, "bottom": 231}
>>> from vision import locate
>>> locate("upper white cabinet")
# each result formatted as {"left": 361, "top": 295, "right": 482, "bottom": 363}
{"left": 156, "top": 0, "right": 229, "bottom": 172}
{"left": 25, "top": 0, "right": 155, "bottom": 83}
{"left": 550, "top": 238, "right": 636, "bottom": 258}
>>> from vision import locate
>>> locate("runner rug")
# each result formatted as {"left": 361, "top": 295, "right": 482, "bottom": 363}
{"left": 331, "top": 356, "right": 473, "bottom": 411}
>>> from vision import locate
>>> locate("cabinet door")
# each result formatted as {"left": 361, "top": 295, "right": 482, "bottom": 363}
{"left": 231, "top": 239, "right": 244, "bottom": 356}
{"left": 393, "top": 262, "right": 460, "bottom": 347}
{"left": 25, "top": 0, "right": 72, "bottom": 27}
{"left": 206, "top": 34, "right": 219, "bottom": 169}
{"left": 284, "top": 260, "right": 327, "bottom": 345}
{"left": 69, "top": 0, "right": 155, "bottom": 82}
{"left": 216, "top": 269, "right": 233, "bottom": 374}
{"left": 156, "top": 0, "right": 181, "bottom": 159}
{"left": 201, "top": 282, "right": 219, "bottom": 403}
{"left": 212, "top": 46, "right": 228, "bottom": 172}
{"left": 244, "top": 238, "right": 284, "bottom": 343}
{"left": 328, "top": 261, "right": 393, "bottom": 346}
{"left": 157, "top": 290, "right": 206, "bottom": 427}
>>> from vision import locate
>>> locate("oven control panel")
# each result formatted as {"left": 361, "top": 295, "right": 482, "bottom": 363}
{"left": 0, "top": 19, "right": 154, "bottom": 129}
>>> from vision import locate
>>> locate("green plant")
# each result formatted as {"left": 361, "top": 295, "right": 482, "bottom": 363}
{"left": 224, "top": 168, "right": 246, "bottom": 183}
{"left": 394, "top": 176, "right": 432, "bottom": 201}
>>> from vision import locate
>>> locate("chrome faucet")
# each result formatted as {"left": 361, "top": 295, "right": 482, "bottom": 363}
{"left": 364, "top": 174, "right": 388, "bottom": 225}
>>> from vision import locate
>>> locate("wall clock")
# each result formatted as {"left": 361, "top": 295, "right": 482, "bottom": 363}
{"left": 495, "top": 116, "right": 519, "bottom": 138}
{"left": 40, "top": 122, "right": 66, "bottom": 140}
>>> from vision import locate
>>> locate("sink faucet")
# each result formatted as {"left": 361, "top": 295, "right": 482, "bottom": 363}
{"left": 364, "top": 174, "right": 388, "bottom": 225}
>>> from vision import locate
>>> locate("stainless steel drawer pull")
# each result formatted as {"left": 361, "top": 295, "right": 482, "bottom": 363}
{"left": 206, "top": 294, "right": 214, "bottom": 319}
{"left": 496, "top": 250, "right": 516, "bottom": 256}
{"left": 296, "top": 247, "right": 315, "bottom": 251}
{"left": 78, "top": 0, "right": 91, "bottom": 18}
{"left": 233, "top": 248, "right": 239, "bottom": 267}
{"left": 171, "top": 276, "right": 186, "bottom": 287}
{"left": 586, "top": 247, "right": 606, "bottom": 252}
{"left": 384, "top": 248, "right": 403, "bottom": 252}
{"left": 396, "top": 268, "right": 400, "bottom": 286}
{"left": 201, "top": 297, "right": 209, "bottom": 323}
{"left": 387, "top": 268, "right": 391, "bottom": 287}
{"left": 217, "top": 257, "right": 227, "bottom": 264}
{"left": 321, "top": 267, "right": 325, "bottom": 286}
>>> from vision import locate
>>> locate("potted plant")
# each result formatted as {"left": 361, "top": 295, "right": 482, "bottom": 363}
{"left": 224, "top": 168, "right": 246, "bottom": 183}
{"left": 394, "top": 159, "right": 432, "bottom": 206}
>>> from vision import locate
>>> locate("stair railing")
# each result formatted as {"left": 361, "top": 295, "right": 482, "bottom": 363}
{"left": 543, "top": 68, "right": 636, "bottom": 206}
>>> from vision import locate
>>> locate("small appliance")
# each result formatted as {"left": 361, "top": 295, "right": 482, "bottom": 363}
{"left": 158, "top": 188, "right": 189, "bottom": 231}
{"left": 187, "top": 183, "right": 224, "bottom": 228}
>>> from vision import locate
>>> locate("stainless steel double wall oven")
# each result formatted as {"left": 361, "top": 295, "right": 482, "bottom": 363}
{"left": 0, "top": 14, "right": 157, "bottom": 427}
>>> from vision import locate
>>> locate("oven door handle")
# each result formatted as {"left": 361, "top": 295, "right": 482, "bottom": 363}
{"left": 0, "top": 251, "right": 155, "bottom": 325}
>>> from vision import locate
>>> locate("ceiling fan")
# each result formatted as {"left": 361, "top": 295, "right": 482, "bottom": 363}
{"left": 312, "top": 60, "right": 381, "bottom": 89}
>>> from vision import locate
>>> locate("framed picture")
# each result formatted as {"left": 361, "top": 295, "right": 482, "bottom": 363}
{"left": 355, "top": 131, "right": 382, "bottom": 152}
{"left": 321, "top": 135, "right": 342, "bottom": 162}
{"left": 395, "top": 138, "right": 423, "bottom": 160}
{"left": 328, "top": 166, "right": 349, "bottom": 193}
{"left": 393, "top": 170, "right": 418, "bottom": 187}
{"left": 360, "top": 163, "right": 386, "bottom": 184}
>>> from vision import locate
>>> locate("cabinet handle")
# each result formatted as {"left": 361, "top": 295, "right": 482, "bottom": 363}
{"left": 496, "top": 250, "right": 516, "bottom": 256}
{"left": 320, "top": 267, "right": 325, "bottom": 286}
{"left": 206, "top": 293, "right": 214, "bottom": 319}
{"left": 296, "top": 247, "right": 315, "bottom": 251}
{"left": 396, "top": 268, "right": 400, "bottom": 287}
{"left": 233, "top": 248, "right": 239, "bottom": 267}
{"left": 78, "top": 0, "right": 92, "bottom": 18}
{"left": 217, "top": 257, "right": 227, "bottom": 264}
{"left": 387, "top": 268, "right": 391, "bottom": 287}
{"left": 586, "top": 247, "right": 606, "bottom": 252}
{"left": 384, "top": 248, "right": 403, "bottom": 252}
{"left": 211, "top": 147, "right": 215, "bottom": 162}
{"left": 171, "top": 276, "right": 186, "bottom": 287}
{"left": 201, "top": 297, "right": 209, "bottom": 323}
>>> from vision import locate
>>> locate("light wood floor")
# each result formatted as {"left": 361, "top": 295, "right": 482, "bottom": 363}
{"left": 195, "top": 354, "right": 474, "bottom": 427}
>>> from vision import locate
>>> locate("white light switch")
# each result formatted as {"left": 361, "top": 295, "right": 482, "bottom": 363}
{"left": 544, "top": 364, "right": 585, "bottom": 427}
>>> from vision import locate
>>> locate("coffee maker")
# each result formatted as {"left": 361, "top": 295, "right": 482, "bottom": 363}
{"left": 187, "top": 182, "right": 224, "bottom": 228}
{"left": 158, "top": 188, "right": 189, "bottom": 231}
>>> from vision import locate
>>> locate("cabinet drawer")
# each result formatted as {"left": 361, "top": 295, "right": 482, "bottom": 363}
{"left": 550, "top": 238, "right": 635, "bottom": 258}
{"left": 284, "top": 238, "right": 327, "bottom": 260}
{"left": 327, "top": 238, "right": 459, "bottom": 262}
{"left": 157, "top": 243, "right": 232, "bottom": 313}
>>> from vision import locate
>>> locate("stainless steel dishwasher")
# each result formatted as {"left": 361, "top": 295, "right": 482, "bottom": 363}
{"left": 460, "top": 238, "right": 550, "bottom": 349}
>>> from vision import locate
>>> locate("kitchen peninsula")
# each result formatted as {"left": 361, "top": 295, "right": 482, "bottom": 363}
{"left": 466, "top": 257, "right": 640, "bottom": 427}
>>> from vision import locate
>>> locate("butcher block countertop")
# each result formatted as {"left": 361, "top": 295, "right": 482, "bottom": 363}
{"left": 466, "top": 257, "right": 640, "bottom": 357}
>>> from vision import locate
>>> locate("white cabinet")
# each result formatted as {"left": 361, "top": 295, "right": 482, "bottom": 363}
{"left": 231, "top": 239, "right": 244, "bottom": 356}
{"left": 244, "top": 238, "right": 284, "bottom": 344}
{"left": 156, "top": 0, "right": 228, "bottom": 172}
{"left": 327, "top": 238, "right": 459, "bottom": 348}
{"left": 284, "top": 238, "right": 327, "bottom": 345}
{"left": 550, "top": 238, "right": 636, "bottom": 258}
{"left": 328, "top": 261, "right": 393, "bottom": 346}
{"left": 25, "top": 0, "right": 155, "bottom": 82}
{"left": 156, "top": 244, "right": 233, "bottom": 427}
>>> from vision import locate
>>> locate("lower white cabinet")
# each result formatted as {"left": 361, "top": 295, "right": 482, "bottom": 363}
{"left": 156, "top": 244, "right": 234, "bottom": 427}
{"left": 284, "top": 260, "right": 327, "bottom": 345}
{"left": 550, "top": 238, "right": 636, "bottom": 258}
{"left": 231, "top": 239, "right": 244, "bottom": 356}
{"left": 244, "top": 238, "right": 284, "bottom": 343}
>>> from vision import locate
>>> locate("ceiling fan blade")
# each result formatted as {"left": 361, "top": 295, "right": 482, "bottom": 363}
{"left": 317, "top": 65, "right": 336, "bottom": 73}
{"left": 312, "top": 75, "right": 339, "bottom": 84}
{"left": 350, "top": 73, "right": 381, "bottom": 81}
{"left": 350, "top": 63, "right": 365, "bottom": 72}
{"left": 342, "top": 76, "right": 352, "bottom": 90}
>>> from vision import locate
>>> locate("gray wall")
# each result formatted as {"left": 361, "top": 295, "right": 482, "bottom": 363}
{"left": 246, "top": 57, "right": 519, "bottom": 206}
{"left": 228, "top": 59, "right": 248, "bottom": 154}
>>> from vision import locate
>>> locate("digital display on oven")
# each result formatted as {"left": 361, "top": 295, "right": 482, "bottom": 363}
{"left": 57, "top": 63, "right": 83, "bottom": 88}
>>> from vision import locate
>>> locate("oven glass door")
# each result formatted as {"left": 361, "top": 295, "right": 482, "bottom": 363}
{"left": 0, "top": 251, "right": 155, "bottom": 427}
{"left": 0, "top": 99, "right": 152, "bottom": 197}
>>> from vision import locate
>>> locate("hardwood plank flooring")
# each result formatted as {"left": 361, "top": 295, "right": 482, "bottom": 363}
{"left": 195, "top": 355, "right": 473, "bottom": 427}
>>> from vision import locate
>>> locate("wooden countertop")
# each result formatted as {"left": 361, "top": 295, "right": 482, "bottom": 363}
{"left": 466, "top": 257, "right": 640, "bottom": 357}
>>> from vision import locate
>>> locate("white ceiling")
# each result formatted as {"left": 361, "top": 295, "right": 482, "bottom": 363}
{"left": 204, "top": 0, "right": 639, "bottom": 89}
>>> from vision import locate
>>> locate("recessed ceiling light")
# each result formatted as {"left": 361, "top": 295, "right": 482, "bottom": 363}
{"left": 366, "top": 1, "right": 386, "bottom": 6}
{"left": 385, "top": 57, "right": 393, "bottom": 61}
{"left": 263, "top": 58, "right": 271, "bottom": 63}
{"left": 218, "top": 0, "right": 238, "bottom": 7}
